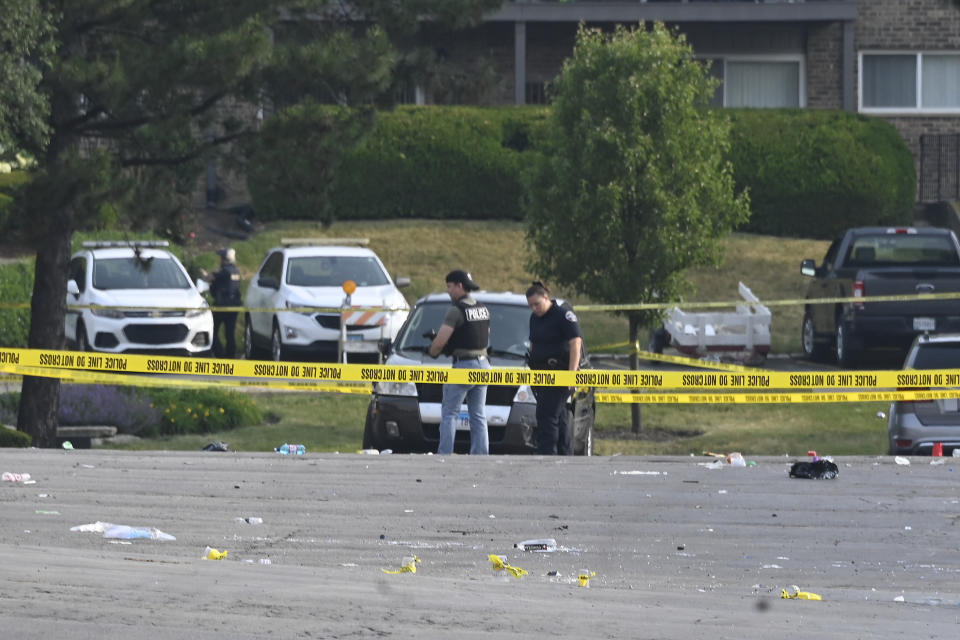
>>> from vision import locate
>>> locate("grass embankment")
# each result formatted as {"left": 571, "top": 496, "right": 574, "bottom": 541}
{"left": 104, "top": 220, "right": 889, "bottom": 457}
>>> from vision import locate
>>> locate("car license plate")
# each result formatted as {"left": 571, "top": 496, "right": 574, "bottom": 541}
{"left": 346, "top": 334, "right": 363, "bottom": 341}
{"left": 457, "top": 410, "right": 470, "bottom": 431}
{"left": 914, "top": 317, "right": 936, "bottom": 331}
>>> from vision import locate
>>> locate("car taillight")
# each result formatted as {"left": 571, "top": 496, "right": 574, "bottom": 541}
{"left": 853, "top": 280, "right": 865, "bottom": 310}
{"left": 895, "top": 439, "right": 913, "bottom": 449}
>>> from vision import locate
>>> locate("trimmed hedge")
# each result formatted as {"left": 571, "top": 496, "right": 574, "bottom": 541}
{"left": 0, "top": 426, "right": 31, "bottom": 448}
{"left": 249, "top": 105, "right": 915, "bottom": 237}
{"left": 0, "top": 260, "right": 32, "bottom": 348}
{"left": 727, "top": 109, "right": 916, "bottom": 239}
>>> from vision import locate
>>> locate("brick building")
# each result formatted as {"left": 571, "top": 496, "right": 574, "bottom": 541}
{"left": 412, "top": 0, "right": 960, "bottom": 203}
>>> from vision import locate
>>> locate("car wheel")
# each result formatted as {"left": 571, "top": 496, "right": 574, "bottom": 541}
{"left": 362, "top": 403, "right": 379, "bottom": 450}
{"left": 835, "top": 318, "right": 859, "bottom": 368}
{"left": 77, "top": 321, "right": 90, "bottom": 352}
{"left": 244, "top": 315, "right": 259, "bottom": 359}
{"left": 801, "top": 311, "right": 829, "bottom": 362}
{"left": 271, "top": 320, "right": 285, "bottom": 362}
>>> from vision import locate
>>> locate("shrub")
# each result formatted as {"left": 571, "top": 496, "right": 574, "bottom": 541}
{"left": 142, "top": 387, "right": 265, "bottom": 437}
{"left": 0, "top": 386, "right": 265, "bottom": 439}
{"left": 727, "top": 109, "right": 916, "bottom": 239}
{"left": 330, "top": 106, "right": 544, "bottom": 221}
{"left": 0, "top": 260, "right": 33, "bottom": 348}
{"left": 0, "top": 425, "right": 31, "bottom": 447}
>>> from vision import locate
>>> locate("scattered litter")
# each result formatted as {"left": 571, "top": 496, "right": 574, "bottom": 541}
{"left": 613, "top": 470, "right": 666, "bottom": 476}
{"left": 2, "top": 472, "right": 35, "bottom": 484}
{"left": 403, "top": 509, "right": 414, "bottom": 513}
{"left": 578, "top": 570, "right": 596, "bottom": 588}
{"left": 489, "top": 554, "right": 528, "bottom": 578}
{"left": 807, "top": 450, "right": 819, "bottom": 461}
{"left": 781, "top": 586, "right": 822, "bottom": 601}
{"left": 382, "top": 555, "right": 420, "bottom": 574}
{"left": 727, "top": 452, "right": 746, "bottom": 467}
{"left": 931, "top": 459, "right": 946, "bottom": 466}
{"left": 243, "top": 558, "right": 272, "bottom": 565}
{"left": 489, "top": 514, "right": 496, "bottom": 519}
{"left": 203, "top": 546, "right": 228, "bottom": 560}
{"left": 107, "top": 540, "right": 132, "bottom": 545}
{"left": 38, "top": 494, "right": 49, "bottom": 498}
{"left": 80, "top": 464, "right": 95, "bottom": 469}
{"left": 35, "top": 510, "right": 60, "bottom": 515}
{"left": 894, "top": 595, "right": 905, "bottom": 602}
{"left": 358, "top": 449, "right": 380, "bottom": 455}
{"left": 699, "top": 460, "right": 725, "bottom": 470}
{"left": 275, "top": 443, "right": 305, "bottom": 456}
{"left": 789, "top": 459, "right": 839, "bottom": 479}
{"left": 71, "top": 521, "right": 175, "bottom": 541}
{"left": 547, "top": 570, "right": 560, "bottom": 577}
{"left": 904, "top": 526, "right": 912, "bottom": 531}
{"left": 61, "top": 441, "right": 74, "bottom": 450}
{"left": 718, "top": 490, "right": 728, "bottom": 494}
{"left": 340, "top": 563, "right": 358, "bottom": 567}
{"left": 380, "top": 449, "right": 393, "bottom": 455}
{"left": 762, "top": 564, "right": 783, "bottom": 569}
{"left": 953, "top": 449, "right": 960, "bottom": 457}
{"left": 234, "top": 517, "right": 263, "bottom": 525}
{"left": 894, "top": 456, "right": 911, "bottom": 466}
{"left": 677, "top": 545, "right": 686, "bottom": 551}
{"left": 202, "top": 441, "right": 229, "bottom": 452}
{"left": 515, "top": 538, "right": 557, "bottom": 552}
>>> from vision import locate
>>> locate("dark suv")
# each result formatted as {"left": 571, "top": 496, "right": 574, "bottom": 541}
{"left": 362, "top": 291, "right": 594, "bottom": 455}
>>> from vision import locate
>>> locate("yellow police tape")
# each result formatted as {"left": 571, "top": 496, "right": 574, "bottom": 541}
{"left": 3, "top": 287, "right": 960, "bottom": 314}
{"left": 596, "top": 389, "right": 960, "bottom": 404}
{"left": 2, "top": 346, "right": 960, "bottom": 392}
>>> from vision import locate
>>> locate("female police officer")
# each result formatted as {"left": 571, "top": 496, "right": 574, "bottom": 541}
{"left": 526, "top": 281, "right": 583, "bottom": 455}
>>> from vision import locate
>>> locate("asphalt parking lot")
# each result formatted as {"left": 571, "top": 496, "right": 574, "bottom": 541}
{"left": 1, "top": 449, "right": 958, "bottom": 639}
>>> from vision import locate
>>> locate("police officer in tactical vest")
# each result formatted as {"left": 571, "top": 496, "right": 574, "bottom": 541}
{"left": 206, "top": 247, "right": 242, "bottom": 358}
{"left": 428, "top": 269, "right": 491, "bottom": 455}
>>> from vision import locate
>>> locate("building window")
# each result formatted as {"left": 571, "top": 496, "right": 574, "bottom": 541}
{"left": 525, "top": 81, "right": 549, "bottom": 105}
{"left": 698, "top": 56, "right": 803, "bottom": 108}
{"left": 860, "top": 52, "right": 960, "bottom": 113}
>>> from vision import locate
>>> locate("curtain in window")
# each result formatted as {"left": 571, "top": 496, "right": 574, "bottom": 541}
{"left": 726, "top": 61, "right": 799, "bottom": 108}
{"left": 922, "top": 55, "right": 960, "bottom": 108}
{"left": 862, "top": 55, "right": 916, "bottom": 108}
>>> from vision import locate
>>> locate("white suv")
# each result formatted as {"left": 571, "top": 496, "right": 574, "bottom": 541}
{"left": 243, "top": 240, "right": 410, "bottom": 362}
{"left": 66, "top": 241, "right": 213, "bottom": 355}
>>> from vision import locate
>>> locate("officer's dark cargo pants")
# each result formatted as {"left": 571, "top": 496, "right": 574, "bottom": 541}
{"left": 532, "top": 385, "right": 571, "bottom": 455}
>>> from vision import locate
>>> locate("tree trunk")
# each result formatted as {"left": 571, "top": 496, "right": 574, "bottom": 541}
{"left": 17, "top": 224, "right": 71, "bottom": 448}
{"left": 629, "top": 314, "right": 642, "bottom": 434}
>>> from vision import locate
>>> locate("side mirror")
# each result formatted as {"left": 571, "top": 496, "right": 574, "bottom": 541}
{"left": 378, "top": 338, "right": 393, "bottom": 357}
{"left": 395, "top": 276, "right": 411, "bottom": 289}
{"left": 800, "top": 259, "right": 817, "bottom": 277}
{"left": 195, "top": 279, "right": 210, "bottom": 294}
{"left": 67, "top": 280, "right": 80, "bottom": 297}
{"left": 258, "top": 276, "right": 279, "bottom": 290}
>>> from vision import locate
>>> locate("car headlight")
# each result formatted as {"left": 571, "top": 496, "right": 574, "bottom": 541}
{"left": 285, "top": 299, "right": 314, "bottom": 316}
{"left": 513, "top": 385, "right": 536, "bottom": 404}
{"left": 375, "top": 381, "right": 418, "bottom": 397}
{"left": 90, "top": 306, "right": 124, "bottom": 319}
{"left": 185, "top": 305, "right": 209, "bottom": 318}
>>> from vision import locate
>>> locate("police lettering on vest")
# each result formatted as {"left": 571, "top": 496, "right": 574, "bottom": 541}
{"left": 444, "top": 298, "right": 490, "bottom": 355}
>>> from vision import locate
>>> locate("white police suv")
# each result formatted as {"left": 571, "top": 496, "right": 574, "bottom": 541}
{"left": 243, "top": 239, "right": 410, "bottom": 362}
{"left": 65, "top": 241, "right": 213, "bottom": 355}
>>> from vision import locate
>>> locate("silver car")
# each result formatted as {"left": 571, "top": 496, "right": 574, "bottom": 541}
{"left": 887, "top": 333, "right": 960, "bottom": 455}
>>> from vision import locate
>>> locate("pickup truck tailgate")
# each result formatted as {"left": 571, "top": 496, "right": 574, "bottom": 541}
{"left": 856, "top": 268, "right": 960, "bottom": 316}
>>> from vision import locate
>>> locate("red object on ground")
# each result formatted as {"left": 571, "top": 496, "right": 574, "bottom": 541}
{"left": 933, "top": 442, "right": 943, "bottom": 457}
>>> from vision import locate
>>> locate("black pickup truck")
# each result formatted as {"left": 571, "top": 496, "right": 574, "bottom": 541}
{"left": 800, "top": 226, "right": 960, "bottom": 366}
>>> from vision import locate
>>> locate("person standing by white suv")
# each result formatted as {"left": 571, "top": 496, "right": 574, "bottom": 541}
{"left": 202, "top": 248, "right": 241, "bottom": 358}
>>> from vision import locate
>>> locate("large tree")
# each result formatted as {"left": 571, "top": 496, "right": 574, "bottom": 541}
{"left": 525, "top": 23, "right": 750, "bottom": 432}
{"left": 1, "top": 0, "right": 499, "bottom": 447}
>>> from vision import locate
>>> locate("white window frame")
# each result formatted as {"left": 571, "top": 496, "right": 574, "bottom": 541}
{"left": 859, "top": 50, "right": 960, "bottom": 115}
{"left": 697, "top": 54, "right": 806, "bottom": 108}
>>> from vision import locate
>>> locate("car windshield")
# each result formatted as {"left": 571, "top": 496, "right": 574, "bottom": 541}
{"left": 395, "top": 300, "right": 530, "bottom": 357}
{"left": 844, "top": 234, "right": 960, "bottom": 268}
{"left": 910, "top": 342, "right": 960, "bottom": 369}
{"left": 93, "top": 257, "right": 190, "bottom": 290}
{"left": 286, "top": 256, "right": 389, "bottom": 287}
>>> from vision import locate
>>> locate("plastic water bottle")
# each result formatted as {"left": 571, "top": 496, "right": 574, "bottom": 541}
{"left": 275, "top": 443, "right": 306, "bottom": 456}
{"left": 514, "top": 538, "right": 557, "bottom": 552}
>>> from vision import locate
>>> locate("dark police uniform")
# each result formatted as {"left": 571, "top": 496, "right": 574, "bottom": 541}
{"left": 529, "top": 300, "right": 584, "bottom": 455}
{"left": 210, "top": 262, "right": 241, "bottom": 358}
{"left": 438, "top": 295, "right": 491, "bottom": 455}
